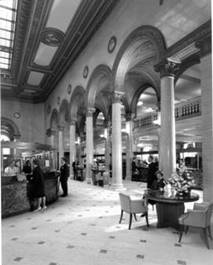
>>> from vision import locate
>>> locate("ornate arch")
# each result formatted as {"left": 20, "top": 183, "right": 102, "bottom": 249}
{"left": 86, "top": 64, "right": 113, "bottom": 112}
{"left": 50, "top": 109, "right": 59, "bottom": 129}
{"left": 69, "top": 85, "right": 86, "bottom": 122}
{"left": 130, "top": 84, "right": 159, "bottom": 116}
{"left": 1, "top": 117, "right": 21, "bottom": 140}
{"left": 59, "top": 99, "right": 70, "bottom": 125}
{"left": 112, "top": 25, "right": 167, "bottom": 93}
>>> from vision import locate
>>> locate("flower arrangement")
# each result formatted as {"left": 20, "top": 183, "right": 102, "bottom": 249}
{"left": 167, "top": 171, "right": 195, "bottom": 197}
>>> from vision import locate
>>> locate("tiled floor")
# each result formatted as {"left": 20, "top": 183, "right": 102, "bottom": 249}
{"left": 2, "top": 180, "right": 213, "bottom": 265}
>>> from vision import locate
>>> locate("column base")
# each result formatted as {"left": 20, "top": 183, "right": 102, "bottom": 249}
{"left": 110, "top": 183, "right": 126, "bottom": 191}
{"left": 86, "top": 177, "right": 92, "bottom": 184}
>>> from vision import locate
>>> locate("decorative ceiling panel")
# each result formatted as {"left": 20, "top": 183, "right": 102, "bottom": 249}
{"left": 34, "top": 43, "right": 58, "bottom": 66}
{"left": 27, "top": 71, "right": 44, "bottom": 86}
{"left": 46, "top": 0, "right": 82, "bottom": 33}
{"left": 1, "top": 0, "right": 211, "bottom": 103}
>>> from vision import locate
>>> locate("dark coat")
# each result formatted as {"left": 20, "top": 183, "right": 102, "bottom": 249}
{"left": 60, "top": 163, "right": 69, "bottom": 182}
{"left": 32, "top": 166, "right": 45, "bottom": 198}
{"left": 147, "top": 162, "right": 158, "bottom": 189}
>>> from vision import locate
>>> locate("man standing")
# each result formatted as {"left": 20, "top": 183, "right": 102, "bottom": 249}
{"left": 60, "top": 157, "right": 69, "bottom": 197}
{"left": 147, "top": 155, "right": 158, "bottom": 189}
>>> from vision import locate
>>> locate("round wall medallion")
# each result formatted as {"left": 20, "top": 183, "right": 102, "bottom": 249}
{"left": 57, "top": 96, "right": 60, "bottom": 105}
{"left": 47, "top": 105, "right": 51, "bottom": 114}
{"left": 67, "top": 84, "right": 72, "bottom": 94}
{"left": 83, "top": 65, "right": 89, "bottom": 79}
{"left": 13, "top": 112, "right": 21, "bottom": 119}
{"left": 108, "top": 36, "right": 117, "bottom": 53}
{"left": 40, "top": 27, "right": 65, "bottom": 47}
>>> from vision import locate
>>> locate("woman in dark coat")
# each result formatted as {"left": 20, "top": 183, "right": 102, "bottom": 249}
{"left": 32, "top": 159, "right": 47, "bottom": 211}
{"left": 60, "top": 157, "right": 69, "bottom": 197}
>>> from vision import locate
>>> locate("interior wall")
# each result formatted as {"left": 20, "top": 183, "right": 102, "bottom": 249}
{"left": 45, "top": 0, "right": 182, "bottom": 127}
{"left": 1, "top": 99, "right": 45, "bottom": 143}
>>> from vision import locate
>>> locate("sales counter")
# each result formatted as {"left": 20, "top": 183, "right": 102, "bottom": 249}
{"left": 1, "top": 171, "right": 60, "bottom": 218}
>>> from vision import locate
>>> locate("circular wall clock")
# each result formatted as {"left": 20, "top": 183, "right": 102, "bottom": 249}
{"left": 83, "top": 66, "right": 89, "bottom": 79}
{"left": 108, "top": 36, "right": 117, "bottom": 53}
{"left": 67, "top": 84, "right": 72, "bottom": 94}
{"left": 13, "top": 112, "right": 21, "bottom": 119}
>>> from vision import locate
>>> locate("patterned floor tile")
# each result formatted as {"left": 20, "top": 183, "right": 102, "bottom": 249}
{"left": 100, "top": 249, "right": 108, "bottom": 253}
{"left": 11, "top": 237, "right": 18, "bottom": 241}
{"left": 14, "top": 257, "right": 23, "bottom": 262}
{"left": 38, "top": 241, "right": 46, "bottom": 244}
{"left": 66, "top": 245, "right": 75, "bottom": 249}
{"left": 177, "top": 260, "right": 187, "bottom": 265}
{"left": 136, "top": 254, "right": 144, "bottom": 259}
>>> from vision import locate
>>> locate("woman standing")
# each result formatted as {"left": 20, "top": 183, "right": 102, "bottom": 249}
{"left": 32, "top": 159, "right": 47, "bottom": 211}
{"left": 60, "top": 157, "right": 69, "bottom": 197}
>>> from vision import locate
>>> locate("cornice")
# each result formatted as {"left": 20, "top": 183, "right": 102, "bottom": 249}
{"left": 165, "top": 20, "right": 211, "bottom": 60}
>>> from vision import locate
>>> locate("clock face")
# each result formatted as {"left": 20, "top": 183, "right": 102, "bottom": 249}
{"left": 108, "top": 36, "right": 117, "bottom": 53}
{"left": 83, "top": 66, "right": 89, "bottom": 79}
{"left": 13, "top": 112, "right": 21, "bottom": 119}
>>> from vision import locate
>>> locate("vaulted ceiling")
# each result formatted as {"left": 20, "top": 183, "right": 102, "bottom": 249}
{"left": 1, "top": 0, "right": 119, "bottom": 103}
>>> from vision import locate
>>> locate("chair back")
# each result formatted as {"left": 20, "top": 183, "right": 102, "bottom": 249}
{"left": 206, "top": 202, "right": 213, "bottom": 226}
{"left": 194, "top": 201, "right": 213, "bottom": 227}
{"left": 119, "top": 193, "right": 131, "bottom": 213}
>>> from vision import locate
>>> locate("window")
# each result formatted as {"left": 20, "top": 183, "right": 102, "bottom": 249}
{"left": 0, "top": 0, "right": 18, "bottom": 69}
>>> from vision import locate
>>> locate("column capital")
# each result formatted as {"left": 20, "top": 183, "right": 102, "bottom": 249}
{"left": 195, "top": 36, "right": 211, "bottom": 57}
{"left": 155, "top": 58, "right": 181, "bottom": 78}
{"left": 87, "top": 107, "right": 96, "bottom": 117}
{"left": 113, "top": 91, "right": 124, "bottom": 103}
{"left": 126, "top": 112, "right": 134, "bottom": 122}
{"left": 46, "top": 128, "right": 56, "bottom": 137}
{"left": 58, "top": 125, "right": 64, "bottom": 131}
{"left": 104, "top": 119, "right": 111, "bottom": 128}
{"left": 70, "top": 119, "right": 77, "bottom": 126}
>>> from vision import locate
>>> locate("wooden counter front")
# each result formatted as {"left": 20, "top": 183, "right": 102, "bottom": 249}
{"left": 1, "top": 171, "right": 59, "bottom": 218}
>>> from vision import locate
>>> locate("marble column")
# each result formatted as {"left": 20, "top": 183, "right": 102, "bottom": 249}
{"left": 104, "top": 121, "right": 111, "bottom": 185}
{"left": 58, "top": 126, "right": 64, "bottom": 167}
{"left": 155, "top": 59, "right": 180, "bottom": 180}
{"left": 86, "top": 108, "right": 95, "bottom": 184}
{"left": 125, "top": 113, "right": 134, "bottom": 181}
{"left": 200, "top": 54, "right": 213, "bottom": 201}
{"left": 49, "top": 129, "right": 56, "bottom": 170}
{"left": 111, "top": 91, "right": 124, "bottom": 189}
{"left": 69, "top": 120, "right": 76, "bottom": 179}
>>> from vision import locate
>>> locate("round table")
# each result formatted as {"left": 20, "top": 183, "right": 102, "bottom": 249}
{"left": 147, "top": 190, "right": 199, "bottom": 229}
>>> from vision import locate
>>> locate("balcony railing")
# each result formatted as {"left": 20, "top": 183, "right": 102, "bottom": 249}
{"left": 134, "top": 96, "right": 201, "bottom": 130}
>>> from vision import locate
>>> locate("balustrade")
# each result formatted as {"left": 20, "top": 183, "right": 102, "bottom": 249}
{"left": 134, "top": 97, "right": 201, "bottom": 129}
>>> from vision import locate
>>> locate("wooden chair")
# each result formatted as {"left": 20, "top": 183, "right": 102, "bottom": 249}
{"left": 119, "top": 192, "right": 149, "bottom": 230}
{"left": 178, "top": 202, "right": 213, "bottom": 248}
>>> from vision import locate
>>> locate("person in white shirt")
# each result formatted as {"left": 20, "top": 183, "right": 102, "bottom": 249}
{"left": 4, "top": 160, "right": 19, "bottom": 176}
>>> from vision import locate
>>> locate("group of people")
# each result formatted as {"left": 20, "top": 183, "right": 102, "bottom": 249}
{"left": 4, "top": 156, "right": 70, "bottom": 212}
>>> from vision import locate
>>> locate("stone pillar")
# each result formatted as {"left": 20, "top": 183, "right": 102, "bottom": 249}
{"left": 58, "top": 126, "right": 64, "bottom": 167}
{"left": 200, "top": 54, "right": 213, "bottom": 201}
{"left": 155, "top": 58, "right": 180, "bottom": 180}
{"left": 69, "top": 120, "right": 76, "bottom": 179}
{"left": 125, "top": 113, "right": 134, "bottom": 181}
{"left": 111, "top": 91, "right": 124, "bottom": 189}
{"left": 104, "top": 121, "right": 111, "bottom": 185}
{"left": 50, "top": 129, "right": 56, "bottom": 170}
{"left": 86, "top": 108, "right": 95, "bottom": 184}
